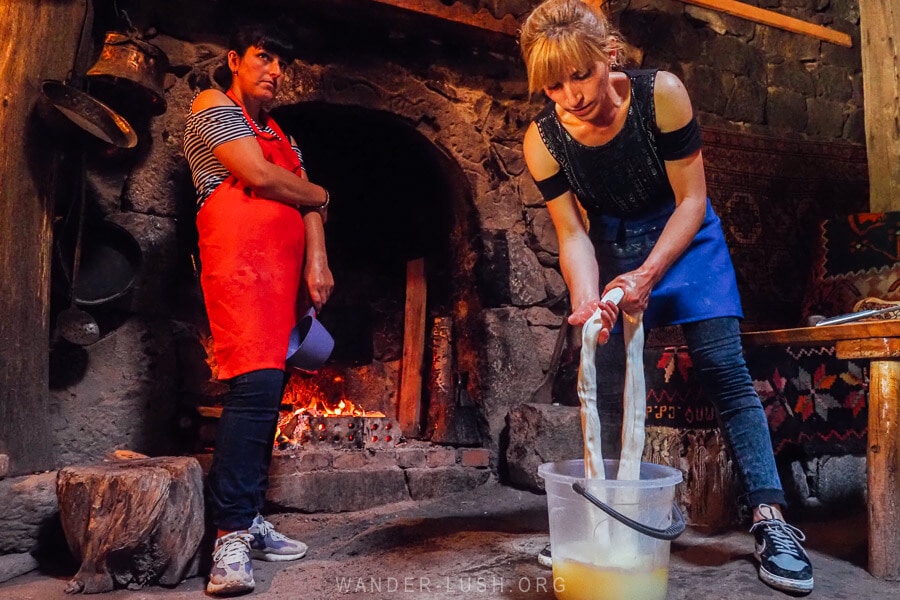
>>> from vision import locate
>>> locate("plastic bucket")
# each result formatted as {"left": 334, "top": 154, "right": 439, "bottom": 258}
{"left": 538, "top": 459, "right": 683, "bottom": 600}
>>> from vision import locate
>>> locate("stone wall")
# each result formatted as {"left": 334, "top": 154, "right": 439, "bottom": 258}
{"left": 40, "top": 0, "right": 864, "bottom": 480}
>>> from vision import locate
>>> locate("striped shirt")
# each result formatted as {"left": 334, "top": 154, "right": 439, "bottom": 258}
{"left": 183, "top": 104, "right": 304, "bottom": 208}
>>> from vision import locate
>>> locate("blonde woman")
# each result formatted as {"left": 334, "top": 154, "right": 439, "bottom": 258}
{"left": 520, "top": 0, "right": 813, "bottom": 594}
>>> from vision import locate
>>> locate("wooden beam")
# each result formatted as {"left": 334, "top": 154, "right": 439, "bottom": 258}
{"left": 0, "top": 0, "right": 86, "bottom": 475}
{"left": 398, "top": 257, "right": 427, "bottom": 437}
{"left": 367, "top": 0, "right": 519, "bottom": 36}
{"left": 677, "top": 0, "right": 852, "bottom": 47}
{"left": 742, "top": 320, "right": 900, "bottom": 347}
{"left": 859, "top": 0, "right": 900, "bottom": 212}
{"left": 366, "top": 0, "right": 851, "bottom": 49}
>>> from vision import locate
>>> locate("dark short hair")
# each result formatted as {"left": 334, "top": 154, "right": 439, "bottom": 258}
{"left": 229, "top": 21, "right": 297, "bottom": 63}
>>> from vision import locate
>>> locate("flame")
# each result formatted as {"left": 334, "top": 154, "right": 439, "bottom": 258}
{"left": 282, "top": 373, "right": 385, "bottom": 418}
{"left": 275, "top": 371, "right": 385, "bottom": 446}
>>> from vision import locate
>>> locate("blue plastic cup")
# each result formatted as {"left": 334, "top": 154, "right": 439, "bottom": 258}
{"left": 285, "top": 307, "right": 334, "bottom": 371}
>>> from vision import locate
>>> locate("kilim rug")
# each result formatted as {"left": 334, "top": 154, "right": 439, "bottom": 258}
{"left": 640, "top": 344, "right": 868, "bottom": 456}
{"left": 701, "top": 128, "right": 869, "bottom": 332}
{"left": 801, "top": 211, "right": 900, "bottom": 320}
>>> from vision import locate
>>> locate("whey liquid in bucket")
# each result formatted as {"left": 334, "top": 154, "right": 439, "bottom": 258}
{"left": 553, "top": 558, "right": 668, "bottom": 600}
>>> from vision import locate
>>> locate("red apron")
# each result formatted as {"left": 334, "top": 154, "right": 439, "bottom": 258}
{"left": 197, "top": 91, "right": 305, "bottom": 380}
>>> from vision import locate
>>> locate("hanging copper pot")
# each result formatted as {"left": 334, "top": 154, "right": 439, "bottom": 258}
{"left": 86, "top": 31, "right": 169, "bottom": 116}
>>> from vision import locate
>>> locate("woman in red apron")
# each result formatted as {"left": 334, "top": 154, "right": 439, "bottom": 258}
{"left": 184, "top": 22, "right": 332, "bottom": 596}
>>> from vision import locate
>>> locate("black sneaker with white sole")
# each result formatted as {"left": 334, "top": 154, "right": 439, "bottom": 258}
{"left": 749, "top": 508, "right": 814, "bottom": 594}
{"left": 537, "top": 544, "right": 552, "bottom": 568}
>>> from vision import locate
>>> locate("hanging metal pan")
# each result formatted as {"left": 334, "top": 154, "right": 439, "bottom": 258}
{"left": 73, "top": 220, "right": 143, "bottom": 306}
{"left": 40, "top": 79, "right": 138, "bottom": 149}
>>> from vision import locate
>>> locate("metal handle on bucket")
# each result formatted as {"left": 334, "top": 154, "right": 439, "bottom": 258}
{"left": 572, "top": 482, "right": 686, "bottom": 541}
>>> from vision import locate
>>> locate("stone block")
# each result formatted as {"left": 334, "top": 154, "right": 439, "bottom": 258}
{"left": 405, "top": 467, "right": 492, "bottom": 500}
{"left": 426, "top": 448, "right": 457, "bottom": 468}
{"left": 460, "top": 449, "right": 491, "bottom": 468}
{"left": 478, "top": 231, "right": 546, "bottom": 307}
{"left": 299, "top": 452, "right": 334, "bottom": 471}
{"left": 395, "top": 448, "right": 427, "bottom": 469}
{"left": 48, "top": 318, "right": 178, "bottom": 466}
{"left": 333, "top": 452, "right": 368, "bottom": 470}
{"left": 363, "top": 450, "right": 402, "bottom": 470}
{"left": 480, "top": 309, "right": 546, "bottom": 442}
{"left": 505, "top": 403, "right": 582, "bottom": 491}
{"left": 0, "top": 472, "right": 59, "bottom": 554}
{"left": 267, "top": 469, "right": 410, "bottom": 512}
{"left": 811, "top": 455, "right": 866, "bottom": 507}
{"left": 0, "top": 552, "right": 38, "bottom": 584}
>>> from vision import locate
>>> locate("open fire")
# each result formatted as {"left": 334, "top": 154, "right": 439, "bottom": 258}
{"left": 275, "top": 370, "right": 399, "bottom": 450}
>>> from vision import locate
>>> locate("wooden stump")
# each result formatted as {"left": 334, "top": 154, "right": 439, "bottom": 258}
{"left": 56, "top": 456, "right": 205, "bottom": 593}
{"left": 645, "top": 426, "right": 742, "bottom": 531}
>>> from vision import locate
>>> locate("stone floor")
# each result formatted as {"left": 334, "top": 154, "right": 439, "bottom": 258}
{"left": 1, "top": 481, "right": 898, "bottom": 600}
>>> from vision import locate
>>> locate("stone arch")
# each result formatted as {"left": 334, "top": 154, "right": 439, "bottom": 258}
{"left": 270, "top": 97, "right": 487, "bottom": 429}
{"left": 279, "top": 61, "right": 506, "bottom": 216}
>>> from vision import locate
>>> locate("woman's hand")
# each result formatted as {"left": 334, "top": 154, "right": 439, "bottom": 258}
{"left": 605, "top": 269, "right": 655, "bottom": 314}
{"left": 569, "top": 297, "right": 619, "bottom": 345}
{"left": 304, "top": 254, "right": 333, "bottom": 312}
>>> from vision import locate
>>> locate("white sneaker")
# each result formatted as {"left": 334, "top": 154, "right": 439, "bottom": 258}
{"left": 248, "top": 514, "right": 308, "bottom": 562}
{"left": 207, "top": 532, "right": 255, "bottom": 596}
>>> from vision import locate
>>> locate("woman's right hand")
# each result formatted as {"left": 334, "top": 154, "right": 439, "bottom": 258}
{"left": 569, "top": 298, "right": 618, "bottom": 344}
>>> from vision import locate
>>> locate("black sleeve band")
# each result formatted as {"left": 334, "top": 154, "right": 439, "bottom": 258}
{"left": 533, "top": 169, "right": 572, "bottom": 201}
{"left": 657, "top": 116, "right": 702, "bottom": 160}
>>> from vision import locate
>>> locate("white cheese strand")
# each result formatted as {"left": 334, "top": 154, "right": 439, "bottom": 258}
{"left": 578, "top": 307, "right": 607, "bottom": 479}
{"left": 617, "top": 310, "right": 646, "bottom": 481}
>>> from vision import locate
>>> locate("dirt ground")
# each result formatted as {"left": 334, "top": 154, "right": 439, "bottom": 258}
{"left": 1, "top": 481, "right": 898, "bottom": 600}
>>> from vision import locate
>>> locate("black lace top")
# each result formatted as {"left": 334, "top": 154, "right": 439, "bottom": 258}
{"left": 534, "top": 69, "right": 676, "bottom": 219}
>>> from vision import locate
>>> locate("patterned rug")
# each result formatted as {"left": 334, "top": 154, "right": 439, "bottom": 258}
{"left": 700, "top": 128, "right": 870, "bottom": 331}
{"left": 640, "top": 345, "right": 868, "bottom": 456}
{"left": 802, "top": 211, "right": 900, "bottom": 320}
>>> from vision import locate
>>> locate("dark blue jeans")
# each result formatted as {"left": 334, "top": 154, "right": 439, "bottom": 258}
{"left": 596, "top": 317, "right": 786, "bottom": 509}
{"left": 207, "top": 368, "right": 285, "bottom": 531}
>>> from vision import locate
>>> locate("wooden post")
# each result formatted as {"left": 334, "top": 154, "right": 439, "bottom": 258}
{"left": 399, "top": 258, "right": 427, "bottom": 437}
{"left": 837, "top": 336, "right": 900, "bottom": 580}
{"left": 0, "top": 0, "right": 86, "bottom": 474}
{"left": 866, "top": 359, "right": 900, "bottom": 579}
{"left": 426, "top": 316, "right": 454, "bottom": 440}
{"left": 859, "top": 0, "right": 900, "bottom": 212}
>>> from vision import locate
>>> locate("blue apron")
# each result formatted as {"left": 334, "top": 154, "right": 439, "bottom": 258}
{"left": 590, "top": 199, "right": 743, "bottom": 332}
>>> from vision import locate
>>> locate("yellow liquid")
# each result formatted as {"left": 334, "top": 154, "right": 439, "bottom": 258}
{"left": 553, "top": 559, "right": 669, "bottom": 600}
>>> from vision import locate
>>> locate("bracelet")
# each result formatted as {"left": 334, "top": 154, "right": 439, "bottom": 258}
{"left": 315, "top": 188, "right": 330, "bottom": 211}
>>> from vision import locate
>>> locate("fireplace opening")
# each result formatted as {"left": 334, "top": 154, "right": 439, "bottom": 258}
{"left": 246, "top": 101, "right": 486, "bottom": 446}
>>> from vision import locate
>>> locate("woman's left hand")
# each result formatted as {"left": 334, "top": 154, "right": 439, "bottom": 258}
{"left": 606, "top": 269, "right": 654, "bottom": 314}
{"left": 304, "top": 255, "right": 334, "bottom": 312}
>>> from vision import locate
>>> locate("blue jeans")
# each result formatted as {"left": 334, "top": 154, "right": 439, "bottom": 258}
{"left": 596, "top": 317, "right": 786, "bottom": 509}
{"left": 207, "top": 369, "right": 285, "bottom": 531}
